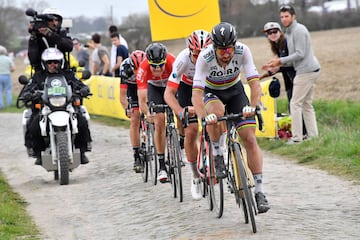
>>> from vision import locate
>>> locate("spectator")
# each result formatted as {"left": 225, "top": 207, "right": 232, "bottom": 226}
{"left": 72, "top": 38, "right": 90, "bottom": 71}
{"left": 263, "top": 5, "right": 320, "bottom": 144}
{"left": 108, "top": 25, "right": 129, "bottom": 70}
{"left": 90, "top": 33, "right": 111, "bottom": 76}
{"left": 259, "top": 22, "right": 295, "bottom": 104}
{"left": 260, "top": 22, "right": 308, "bottom": 138}
{"left": 0, "top": 45, "right": 15, "bottom": 109}
{"left": 110, "top": 33, "right": 129, "bottom": 77}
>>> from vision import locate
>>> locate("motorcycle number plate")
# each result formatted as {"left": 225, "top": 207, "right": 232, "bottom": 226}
{"left": 48, "top": 86, "right": 66, "bottom": 95}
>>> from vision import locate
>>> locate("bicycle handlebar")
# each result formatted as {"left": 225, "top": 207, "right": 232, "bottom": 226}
{"left": 148, "top": 102, "right": 171, "bottom": 114}
{"left": 203, "top": 106, "right": 264, "bottom": 132}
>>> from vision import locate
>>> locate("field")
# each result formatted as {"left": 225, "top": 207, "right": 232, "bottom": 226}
{"left": 12, "top": 27, "right": 360, "bottom": 101}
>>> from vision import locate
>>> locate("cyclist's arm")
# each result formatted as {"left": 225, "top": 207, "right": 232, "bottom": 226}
{"left": 164, "top": 85, "right": 183, "bottom": 117}
{"left": 120, "top": 87, "right": 128, "bottom": 112}
{"left": 137, "top": 88, "right": 148, "bottom": 116}
{"left": 165, "top": 55, "right": 185, "bottom": 117}
{"left": 192, "top": 54, "right": 208, "bottom": 119}
{"left": 248, "top": 79, "right": 261, "bottom": 108}
{"left": 192, "top": 89, "right": 206, "bottom": 119}
{"left": 243, "top": 45, "right": 262, "bottom": 109}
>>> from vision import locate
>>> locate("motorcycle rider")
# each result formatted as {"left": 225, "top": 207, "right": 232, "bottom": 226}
{"left": 27, "top": 7, "right": 73, "bottom": 73}
{"left": 21, "top": 48, "right": 92, "bottom": 165}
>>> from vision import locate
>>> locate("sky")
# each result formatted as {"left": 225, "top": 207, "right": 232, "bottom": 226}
{"left": 18, "top": 0, "right": 149, "bottom": 23}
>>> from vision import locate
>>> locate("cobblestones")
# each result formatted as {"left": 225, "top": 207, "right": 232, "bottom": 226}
{"left": 0, "top": 113, "right": 359, "bottom": 239}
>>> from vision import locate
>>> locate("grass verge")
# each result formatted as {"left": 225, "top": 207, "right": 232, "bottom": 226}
{"left": 258, "top": 98, "right": 360, "bottom": 183}
{"left": 0, "top": 172, "right": 41, "bottom": 239}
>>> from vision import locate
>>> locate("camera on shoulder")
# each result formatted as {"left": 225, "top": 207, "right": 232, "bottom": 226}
{"left": 25, "top": 8, "right": 54, "bottom": 32}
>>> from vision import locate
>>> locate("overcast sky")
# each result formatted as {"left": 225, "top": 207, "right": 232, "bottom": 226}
{"left": 18, "top": 0, "right": 149, "bottom": 23}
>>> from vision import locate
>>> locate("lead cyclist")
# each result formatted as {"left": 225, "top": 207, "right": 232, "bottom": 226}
{"left": 191, "top": 22, "right": 270, "bottom": 213}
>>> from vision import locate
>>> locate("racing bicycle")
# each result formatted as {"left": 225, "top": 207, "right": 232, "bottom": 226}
{"left": 149, "top": 102, "right": 184, "bottom": 202}
{"left": 127, "top": 97, "right": 158, "bottom": 184}
{"left": 217, "top": 107, "right": 264, "bottom": 233}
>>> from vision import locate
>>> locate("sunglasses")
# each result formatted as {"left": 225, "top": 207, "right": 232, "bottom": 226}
{"left": 279, "top": 5, "right": 295, "bottom": 14}
{"left": 216, "top": 46, "right": 235, "bottom": 55}
{"left": 148, "top": 60, "right": 166, "bottom": 68}
{"left": 46, "top": 60, "right": 59, "bottom": 64}
{"left": 266, "top": 29, "right": 279, "bottom": 35}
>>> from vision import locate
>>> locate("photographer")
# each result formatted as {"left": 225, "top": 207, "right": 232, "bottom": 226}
{"left": 27, "top": 7, "right": 73, "bottom": 72}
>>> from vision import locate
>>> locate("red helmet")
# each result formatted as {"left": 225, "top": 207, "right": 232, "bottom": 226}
{"left": 187, "top": 30, "right": 211, "bottom": 51}
{"left": 129, "top": 50, "right": 146, "bottom": 70}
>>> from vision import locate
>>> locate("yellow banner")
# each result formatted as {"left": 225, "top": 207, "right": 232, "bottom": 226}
{"left": 84, "top": 77, "right": 276, "bottom": 138}
{"left": 148, "top": 0, "right": 221, "bottom": 41}
{"left": 244, "top": 79, "right": 277, "bottom": 138}
{"left": 83, "top": 76, "right": 128, "bottom": 120}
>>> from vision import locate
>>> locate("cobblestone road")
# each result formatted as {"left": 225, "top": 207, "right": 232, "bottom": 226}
{"left": 0, "top": 113, "right": 359, "bottom": 240}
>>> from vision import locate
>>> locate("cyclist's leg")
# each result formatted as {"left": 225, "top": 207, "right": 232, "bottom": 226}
{"left": 238, "top": 126, "right": 270, "bottom": 213}
{"left": 148, "top": 85, "right": 168, "bottom": 182}
{"left": 127, "top": 85, "right": 142, "bottom": 171}
{"left": 203, "top": 92, "right": 226, "bottom": 178}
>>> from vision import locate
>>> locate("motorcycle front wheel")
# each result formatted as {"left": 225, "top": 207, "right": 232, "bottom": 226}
{"left": 56, "top": 131, "right": 70, "bottom": 185}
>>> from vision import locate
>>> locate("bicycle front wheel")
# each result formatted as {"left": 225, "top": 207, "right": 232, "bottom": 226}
{"left": 169, "top": 129, "right": 183, "bottom": 202}
{"left": 198, "top": 134, "right": 212, "bottom": 210}
{"left": 208, "top": 146, "right": 224, "bottom": 218}
{"left": 140, "top": 123, "right": 148, "bottom": 182}
{"left": 233, "top": 143, "right": 257, "bottom": 233}
{"left": 147, "top": 123, "right": 158, "bottom": 185}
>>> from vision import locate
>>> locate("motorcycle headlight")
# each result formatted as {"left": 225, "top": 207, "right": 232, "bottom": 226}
{"left": 49, "top": 96, "right": 66, "bottom": 107}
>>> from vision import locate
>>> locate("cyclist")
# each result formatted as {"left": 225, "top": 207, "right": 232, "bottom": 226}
{"left": 119, "top": 50, "right": 146, "bottom": 172}
{"left": 192, "top": 22, "right": 270, "bottom": 213}
{"left": 164, "top": 30, "right": 211, "bottom": 200}
{"left": 136, "top": 43, "right": 176, "bottom": 183}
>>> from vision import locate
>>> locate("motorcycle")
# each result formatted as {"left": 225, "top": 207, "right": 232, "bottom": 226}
{"left": 17, "top": 68, "right": 92, "bottom": 185}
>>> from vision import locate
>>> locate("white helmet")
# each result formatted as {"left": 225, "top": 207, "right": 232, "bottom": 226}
{"left": 42, "top": 7, "right": 63, "bottom": 22}
{"left": 41, "top": 48, "right": 64, "bottom": 71}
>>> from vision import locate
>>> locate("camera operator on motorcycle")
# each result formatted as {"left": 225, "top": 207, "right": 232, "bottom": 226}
{"left": 21, "top": 48, "right": 92, "bottom": 165}
{"left": 27, "top": 7, "right": 73, "bottom": 72}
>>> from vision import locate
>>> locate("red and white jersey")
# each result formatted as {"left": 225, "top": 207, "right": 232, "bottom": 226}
{"left": 167, "top": 48, "right": 195, "bottom": 90}
{"left": 136, "top": 53, "right": 176, "bottom": 89}
{"left": 193, "top": 42, "right": 259, "bottom": 91}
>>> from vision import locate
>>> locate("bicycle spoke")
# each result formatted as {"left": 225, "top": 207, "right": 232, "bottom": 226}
{"left": 208, "top": 148, "right": 224, "bottom": 218}
{"left": 233, "top": 143, "right": 257, "bottom": 233}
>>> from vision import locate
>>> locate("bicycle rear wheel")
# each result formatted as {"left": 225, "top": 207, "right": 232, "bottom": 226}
{"left": 208, "top": 145, "right": 224, "bottom": 218}
{"left": 233, "top": 143, "right": 257, "bottom": 233}
{"left": 147, "top": 123, "right": 158, "bottom": 185}
{"left": 169, "top": 129, "right": 183, "bottom": 202}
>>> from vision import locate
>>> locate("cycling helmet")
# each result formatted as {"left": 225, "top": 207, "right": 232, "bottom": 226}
{"left": 42, "top": 7, "right": 63, "bottom": 24}
{"left": 187, "top": 30, "right": 211, "bottom": 51}
{"left": 145, "top": 43, "right": 167, "bottom": 63}
{"left": 129, "top": 50, "right": 146, "bottom": 70}
{"left": 41, "top": 48, "right": 64, "bottom": 71}
{"left": 119, "top": 58, "right": 134, "bottom": 79}
{"left": 211, "top": 22, "right": 237, "bottom": 48}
